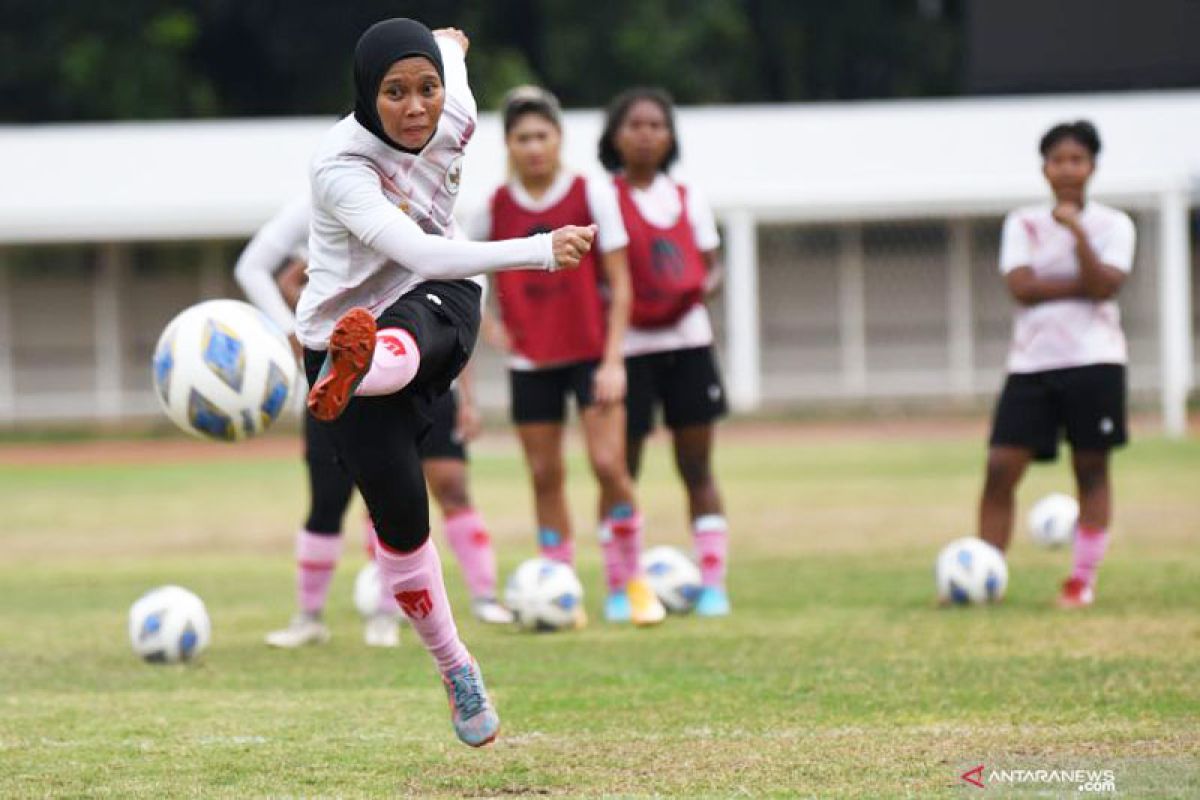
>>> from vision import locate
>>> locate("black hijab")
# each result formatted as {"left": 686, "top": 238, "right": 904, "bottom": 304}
{"left": 353, "top": 18, "right": 445, "bottom": 153}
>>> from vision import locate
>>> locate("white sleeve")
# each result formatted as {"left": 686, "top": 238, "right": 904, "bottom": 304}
{"left": 685, "top": 184, "right": 721, "bottom": 252}
{"left": 999, "top": 212, "right": 1032, "bottom": 274}
{"left": 436, "top": 36, "right": 476, "bottom": 119}
{"left": 462, "top": 201, "right": 493, "bottom": 242}
{"left": 1100, "top": 213, "right": 1136, "bottom": 272}
{"left": 233, "top": 195, "right": 309, "bottom": 334}
{"left": 585, "top": 176, "right": 630, "bottom": 253}
{"left": 314, "top": 159, "right": 555, "bottom": 278}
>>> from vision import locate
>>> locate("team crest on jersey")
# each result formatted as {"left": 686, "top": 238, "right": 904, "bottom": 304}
{"left": 444, "top": 155, "right": 464, "bottom": 195}
{"left": 651, "top": 237, "right": 686, "bottom": 279}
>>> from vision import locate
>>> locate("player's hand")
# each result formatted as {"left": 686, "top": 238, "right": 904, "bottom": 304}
{"left": 1052, "top": 201, "right": 1082, "bottom": 229}
{"left": 592, "top": 359, "right": 627, "bottom": 405}
{"left": 551, "top": 225, "right": 597, "bottom": 270}
{"left": 433, "top": 28, "right": 470, "bottom": 55}
{"left": 455, "top": 399, "right": 483, "bottom": 443}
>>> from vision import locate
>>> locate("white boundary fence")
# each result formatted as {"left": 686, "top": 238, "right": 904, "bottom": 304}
{"left": 0, "top": 92, "right": 1196, "bottom": 433}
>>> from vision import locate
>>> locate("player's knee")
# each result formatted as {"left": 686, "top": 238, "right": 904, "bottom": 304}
{"left": 528, "top": 456, "right": 565, "bottom": 495}
{"left": 983, "top": 454, "right": 1022, "bottom": 494}
{"left": 676, "top": 455, "right": 714, "bottom": 492}
{"left": 588, "top": 447, "right": 626, "bottom": 488}
{"left": 1073, "top": 456, "right": 1109, "bottom": 495}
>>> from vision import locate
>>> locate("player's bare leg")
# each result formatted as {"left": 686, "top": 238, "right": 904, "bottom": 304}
{"left": 1060, "top": 449, "right": 1112, "bottom": 608}
{"left": 672, "top": 424, "right": 730, "bottom": 616}
{"left": 978, "top": 445, "right": 1033, "bottom": 552}
{"left": 516, "top": 422, "right": 576, "bottom": 564}
{"left": 582, "top": 403, "right": 662, "bottom": 626}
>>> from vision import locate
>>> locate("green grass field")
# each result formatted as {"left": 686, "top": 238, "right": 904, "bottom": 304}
{"left": 1, "top": 420, "right": 1198, "bottom": 798}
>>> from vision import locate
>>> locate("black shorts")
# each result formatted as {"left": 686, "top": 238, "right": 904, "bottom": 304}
{"left": 419, "top": 388, "right": 467, "bottom": 461}
{"left": 989, "top": 364, "right": 1128, "bottom": 462}
{"left": 625, "top": 345, "right": 728, "bottom": 439}
{"left": 509, "top": 361, "right": 598, "bottom": 424}
{"left": 300, "top": 279, "right": 481, "bottom": 551}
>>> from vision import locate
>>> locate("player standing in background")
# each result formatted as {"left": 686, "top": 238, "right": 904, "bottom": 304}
{"left": 470, "top": 86, "right": 665, "bottom": 626}
{"left": 597, "top": 88, "right": 732, "bottom": 617}
{"left": 296, "top": 18, "right": 595, "bottom": 746}
{"left": 233, "top": 197, "right": 512, "bottom": 652}
{"left": 978, "top": 120, "right": 1135, "bottom": 608}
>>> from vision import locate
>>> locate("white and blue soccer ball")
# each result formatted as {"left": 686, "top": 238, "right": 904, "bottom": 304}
{"left": 354, "top": 562, "right": 383, "bottom": 618}
{"left": 640, "top": 545, "right": 702, "bottom": 613}
{"left": 1027, "top": 493, "right": 1079, "bottom": 548}
{"left": 128, "top": 585, "right": 211, "bottom": 663}
{"left": 504, "top": 558, "right": 584, "bottom": 631}
{"left": 935, "top": 537, "right": 1008, "bottom": 605}
{"left": 152, "top": 299, "right": 297, "bottom": 442}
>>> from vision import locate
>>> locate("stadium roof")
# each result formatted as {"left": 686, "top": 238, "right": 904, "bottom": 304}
{"left": 2, "top": 89, "right": 1198, "bottom": 243}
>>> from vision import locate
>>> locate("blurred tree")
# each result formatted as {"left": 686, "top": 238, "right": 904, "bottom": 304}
{"left": 0, "top": 0, "right": 963, "bottom": 121}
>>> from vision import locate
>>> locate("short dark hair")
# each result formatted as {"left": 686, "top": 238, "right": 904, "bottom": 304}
{"left": 1039, "top": 120, "right": 1101, "bottom": 158}
{"left": 598, "top": 87, "right": 680, "bottom": 173}
{"left": 501, "top": 85, "right": 562, "bottom": 134}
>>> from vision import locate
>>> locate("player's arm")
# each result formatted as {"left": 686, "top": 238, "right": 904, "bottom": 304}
{"left": 595, "top": 248, "right": 631, "bottom": 404}
{"left": 702, "top": 250, "right": 723, "bottom": 296}
{"left": 432, "top": 29, "right": 476, "bottom": 118}
{"left": 315, "top": 161, "right": 594, "bottom": 276}
{"left": 1053, "top": 202, "right": 1127, "bottom": 301}
{"left": 1004, "top": 268, "right": 1086, "bottom": 306}
{"left": 276, "top": 258, "right": 307, "bottom": 310}
{"left": 454, "top": 360, "right": 483, "bottom": 442}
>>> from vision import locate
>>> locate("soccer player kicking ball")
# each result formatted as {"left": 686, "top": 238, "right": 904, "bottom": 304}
{"left": 978, "top": 120, "right": 1135, "bottom": 609}
{"left": 296, "top": 19, "right": 595, "bottom": 746}
{"left": 233, "top": 195, "right": 512, "bottom": 653}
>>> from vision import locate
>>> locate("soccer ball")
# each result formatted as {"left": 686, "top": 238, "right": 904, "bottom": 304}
{"left": 128, "top": 585, "right": 211, "bottom": 663}
{"left": 935, "top": 538, "right": 1008, "bottom": 605}
{"left": 1028, "top": 493, "right": 1079, "bottom": 548}
{"left": 354, "top": 562, "right": 383, "bottom": 618}
{"left": 640, "top": 545, "right": 702, "bottom": 613}
{"left": 152, "top": 299, "right": 297, "bottom": 442}
{"left": 504, "top": 558, "right": 584, "bottom": 631}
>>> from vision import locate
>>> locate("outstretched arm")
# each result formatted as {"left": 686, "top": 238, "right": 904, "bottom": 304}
{"left": 315, "top": 161, "right": 595, "bottom": 278}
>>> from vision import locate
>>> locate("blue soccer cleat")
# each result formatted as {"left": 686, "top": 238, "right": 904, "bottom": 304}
{"left": 441, "top": 659, "right": 500, "bottom": 747}
{"left": 604, "top": 590, "right": 632, "bottom": 623}
{"left": 694, "top": 586, "right": 731, "bottom": 617}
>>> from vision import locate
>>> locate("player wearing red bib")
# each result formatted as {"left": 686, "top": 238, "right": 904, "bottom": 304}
{"left": 598, "top": 88, "right": 732, "bottom": 617}
{"left": 978, "top": 120, "right": 1135, "bottom": 609}
{"left": 470, "top": 87, "right": 665, "bottom": 626}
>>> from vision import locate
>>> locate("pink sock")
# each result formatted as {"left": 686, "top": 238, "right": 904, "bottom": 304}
{"left": 295, "top": 530, "right": 343, "bottom": 614}
{"left": 444, "top": 508, "right": 498, "bottom": 599}
{"left": 597, "top": 521, "right": 626, "bottom": 592}
{"left": 694, "top": 514, "right": 729, "bottom": 588}
{"left": 355, "top": 327, "right": 421, "bottom": 397}
{"left": 538, "top": 527, "right": 575, "bottom": 567}
{"left": 1071, "top": 524, "right": 1109, "bottom": 586}
{"left": 374, "top": 538, "right": 470, "bottom": 673}
{"left": 608, "top": 504, "right": 644, "bottom": 586}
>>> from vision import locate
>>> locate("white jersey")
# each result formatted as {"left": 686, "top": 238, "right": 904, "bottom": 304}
{"left": 233, "top": 194, "right": 309, "bottom": 336}
{"left": 467, "top": 169, "right": 629, "bottom": 370}
{"left": 617, "top": 173, "right": 722, "bottom": 358}
{"left": 296, "top": 37, "right": 553, "bottom": 350}
{"left": 999, "top": 202, "right": 1136, "bottom": 373}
